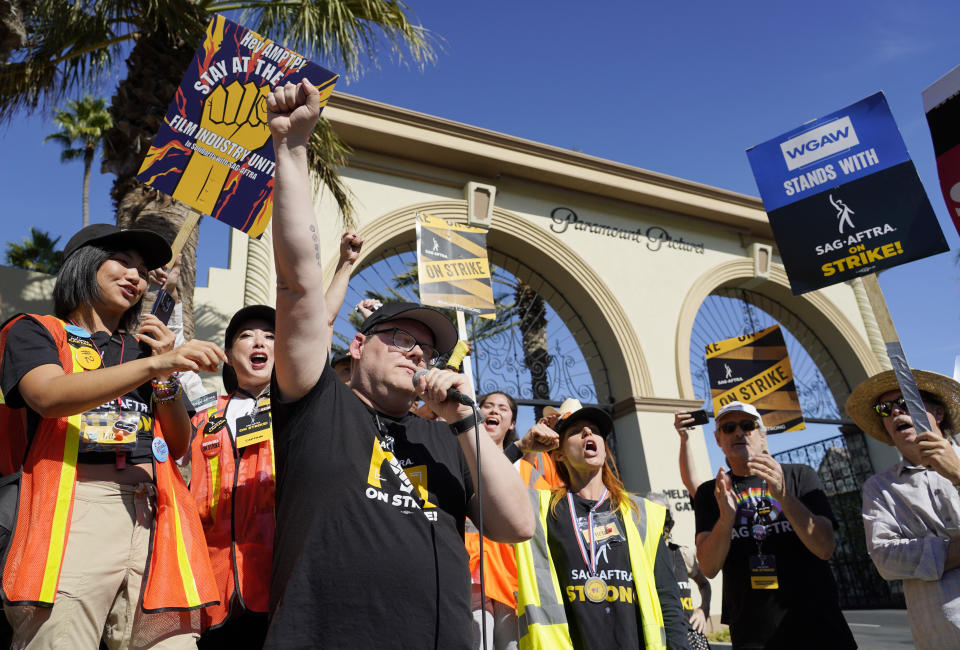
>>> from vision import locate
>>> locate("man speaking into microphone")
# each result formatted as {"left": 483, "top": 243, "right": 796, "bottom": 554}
{"left": 264, "top": 79, "right": 534, "bottom": 649}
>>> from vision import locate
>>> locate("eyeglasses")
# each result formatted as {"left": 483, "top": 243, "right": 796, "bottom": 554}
{"left": 368, "top": 328, "right": 441, "bottom": 367}
{"left": 719, "top": 419, "right": 760, "bottom": 434}
{"left": 874, "top": 397, "right": 907, "bottom": 418}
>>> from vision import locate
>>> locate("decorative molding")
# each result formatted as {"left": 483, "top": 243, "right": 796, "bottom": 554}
{"left": 613, "top": 396, "right": 704, "bottom": 419}
{"left": 325, "top": 93, "right": 772, "bottom": 236}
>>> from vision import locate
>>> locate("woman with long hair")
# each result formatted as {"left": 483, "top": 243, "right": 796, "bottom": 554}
{"left": 0, "top": 224, "right": 225, "bottom": 648}
{"left": 514, "top": 398, "right": 690, "bottom": 650}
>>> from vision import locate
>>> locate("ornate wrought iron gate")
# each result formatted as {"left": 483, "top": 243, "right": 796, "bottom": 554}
{"left": 773, "top": 432, "right": 904, "bottom": 609}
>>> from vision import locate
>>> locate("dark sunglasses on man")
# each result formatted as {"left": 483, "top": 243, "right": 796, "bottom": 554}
{"left": 873, "top": 397, "right": 908, "bottom": 418}
{"left": 719, "top": 419, "right": 760, "bottom": 434}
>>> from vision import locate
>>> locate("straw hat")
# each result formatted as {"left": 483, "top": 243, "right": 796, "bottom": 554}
{"left": 544, "top": 397, "right": 613, "bottom": 438}
{"left": 845, "top": 369, "right": 960, "bottom": 445}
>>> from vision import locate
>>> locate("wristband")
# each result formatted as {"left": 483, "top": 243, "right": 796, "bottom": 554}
{"left": 449, "top": 409, "right": 479, "bottom": 436}
{"left": 152, "top": 374, "right": 182, "bottom": 403}
{"left": 504, "top": 443, "right": 524, "bottom": 463}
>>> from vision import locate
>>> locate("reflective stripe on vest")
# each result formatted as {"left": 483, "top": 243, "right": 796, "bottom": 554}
{"left": 514, "top": 489, "right": 668, "bottom": 650}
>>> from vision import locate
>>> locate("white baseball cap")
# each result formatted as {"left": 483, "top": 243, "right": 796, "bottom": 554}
{"left": 715, "top": 401, "right": 764, "bottom": 427}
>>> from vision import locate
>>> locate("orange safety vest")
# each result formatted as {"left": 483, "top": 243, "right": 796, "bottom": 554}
{"left": 0, "top": 314, "right": 219, "bottom": 611}
{"left": 0, "top": 315, "right": 28, "bottom": 476}
{"left": 465, "top": 451, "right": 563, "bottom": 610}
{"left": 190, "top": 392, "right": 275, "bottom": 629}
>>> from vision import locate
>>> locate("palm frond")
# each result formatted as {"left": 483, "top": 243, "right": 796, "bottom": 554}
{"left": 235, "top": 0, "right": 436, "bottom": 79}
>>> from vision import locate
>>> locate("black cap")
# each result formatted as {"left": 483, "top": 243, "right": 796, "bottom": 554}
{"left": 224, "top": 305, "right": 275, "bottom": 349}
{"left": 63, "top": 224, "right": 171, "bottom": 270}
{"left": 555, "top": 408, "right": 613, "bottom": 438}
{"left": 548, "top": 398, "right": 613, "bottom": 438}
{"left": 359, "top": 302, "right": 458, "bottom": 355}
{"left": 222, "top": 305, "right": 275, "bottom": 393}
{"left": 331, "top": 351, "right": 352, "bottom": 367}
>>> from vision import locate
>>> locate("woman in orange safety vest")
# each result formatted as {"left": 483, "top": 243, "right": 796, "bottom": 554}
{"left": 467, "top": 391, "right": 562, "bottom": 650}
{"left": 0, "top": 224, "right": 224, "bottom": 648}
{"left": 188, "top": 305, "right": 276, "bottom": 649}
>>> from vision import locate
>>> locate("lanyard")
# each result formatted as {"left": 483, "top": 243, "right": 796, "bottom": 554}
{"left": 71, "top": 321, "right": 125, "bottom": 412}
{"left": 567, "top": 488, "right": 609, "bottom": 575}
{"left": 732, "top": 476, "right": 770, "bottom": 552}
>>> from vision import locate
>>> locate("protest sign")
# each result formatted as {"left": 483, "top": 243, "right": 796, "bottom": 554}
{"left": 706, "top": 325, "right": 804, "bottom": 434}
{"left": 746, "top": 92, "right": 947, "bottom": 294}
{"left": 136, "top": 14, "right": 338, "bottom": 238}
{"left": 416, "top": 213, "right": 495, "bottom": 318}
{"left": 923, "top": 65, "right": 960, "bottom": 238}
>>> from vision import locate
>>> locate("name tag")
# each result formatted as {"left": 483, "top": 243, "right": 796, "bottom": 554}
{"left": 749, "top": 554, "right": 779, "bottom": 590}
{"left": 235, "top": 412, "right": 272, "bottom": 449}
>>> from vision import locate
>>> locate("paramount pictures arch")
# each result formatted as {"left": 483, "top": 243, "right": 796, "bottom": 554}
{"left": 0, "top": 91, "right": 904, "bottom": 615}
{"left": 195, "top": 92, "right": 901, "bottom": 531}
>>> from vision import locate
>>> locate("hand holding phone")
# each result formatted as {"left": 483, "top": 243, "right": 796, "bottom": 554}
{"left": 150, "top": 289, "right": 176, "bottom": 325}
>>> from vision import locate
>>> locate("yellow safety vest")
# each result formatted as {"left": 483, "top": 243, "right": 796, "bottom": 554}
{"left": 514, "top": 489, "right": 667, "bottom": 650}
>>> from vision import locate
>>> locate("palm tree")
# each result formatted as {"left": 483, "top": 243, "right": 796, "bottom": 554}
{"left": 5, "top": 227, "right": 63, "bottom": 274}
{"left": 2, "top": 1, "right": 434, "bottom": 338}
{"left": 44, "top": 95, "right": 112, "bottom": 228}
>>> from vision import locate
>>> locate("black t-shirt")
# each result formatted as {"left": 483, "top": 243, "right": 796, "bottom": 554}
{"left": 545, "top": 493, "right": 689, "bottom": 650}
{"left": 694, "top": 465, "right": 856, "bottom": 649}
{"left": 266, "top": 362, "right": 475, "bottom": 649}
{"left": 667, "top": 543, "right": 694, "bottom": 622}
{"left": 0, "top": 317, "right": 156, "bottom": 464}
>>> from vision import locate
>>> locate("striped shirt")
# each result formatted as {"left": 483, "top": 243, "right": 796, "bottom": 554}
{"left": 862, "top": 451, "right": 960, "bottom": 650}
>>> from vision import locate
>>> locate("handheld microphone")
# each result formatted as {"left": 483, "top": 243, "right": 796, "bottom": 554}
{"left": 412, "top": 369, "right": 475, "bottom": 406}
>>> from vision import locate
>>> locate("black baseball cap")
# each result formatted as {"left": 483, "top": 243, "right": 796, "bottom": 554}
{"left": 359, "top": 302, "right": 458, "bottom": 355}
{"left": 222, "top": 304, "right": 275, "bottom": 393}
{"left": 331, "top": 351, "right": 352, "bottom": 367}
{"left": 63, "top": 224, "right": 171, "bottom": 270}
{"left": 545, "top": 398, "right": 614, "bottom": 438}
{"left": 224, "top": 305, "right": 275, "bottom": 349}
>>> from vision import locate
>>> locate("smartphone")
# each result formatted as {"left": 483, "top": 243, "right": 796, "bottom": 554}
{"left": 688, "top": 409, "right": 709, "bottom": 426}
{"left": 150, "top": 289, "right": 175, "bottom": 325}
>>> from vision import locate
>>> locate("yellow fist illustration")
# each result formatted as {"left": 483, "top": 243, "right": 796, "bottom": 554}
{"left": 172, "top": 81, "right": 272, "bottom": 215}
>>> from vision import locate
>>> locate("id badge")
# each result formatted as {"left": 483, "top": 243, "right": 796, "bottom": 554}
{"left": 79, "top": 410, "right": 139, "bottom": 452}
{"left": 235, "top": 412, "right": 272, "bottom": 449}
{"left": 749, "top": 554, "right": 779, "bottom": 590}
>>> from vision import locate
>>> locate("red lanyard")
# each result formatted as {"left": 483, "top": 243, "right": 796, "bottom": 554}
{"left": 71, "top": 320, "right": 125, "bottom": 412}
{"left": 567, "top": 488, "right": 609, "bottom": 575}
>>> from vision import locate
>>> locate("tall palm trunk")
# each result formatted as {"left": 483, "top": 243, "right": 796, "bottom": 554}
{"left": 515, "top": 281, "right": 551, "bottom": 419}
{"left": 102, "top": 13, "right": 204, "bottom": 338}
{"left": 81, "top": 145, "right": 92, "bottom": 227}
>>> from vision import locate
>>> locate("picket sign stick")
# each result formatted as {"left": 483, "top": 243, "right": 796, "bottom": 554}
{"left": 456, "top": 308, "right": 487, "bottom": 650}
{"left": 456, "top": 309, "right": 477, "bottom": 401}
{"left": 860, "top": 273, "right": 932, "bottom": 435}
{"left": 168, "top": 209, "right": 202, "bottom": 266}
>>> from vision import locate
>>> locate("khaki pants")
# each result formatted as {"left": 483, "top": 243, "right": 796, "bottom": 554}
{"left": 5, "top": 480, "right": 200, "bottom": 650}
{"left": 471, "top": 584, "right": 519, "bottom": 650}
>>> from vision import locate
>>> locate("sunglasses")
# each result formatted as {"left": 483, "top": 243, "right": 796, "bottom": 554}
{"left": 873, "top": 397, "right": 908, "bottom": 418}
{"left": 719, "top": 419, "right": 760, "bottom": 434}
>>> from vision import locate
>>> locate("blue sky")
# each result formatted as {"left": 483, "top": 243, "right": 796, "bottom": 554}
{"left": 2, "top": 1, "right": 958, "bottom": 471}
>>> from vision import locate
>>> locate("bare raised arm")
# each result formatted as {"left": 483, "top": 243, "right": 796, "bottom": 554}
{"left": 324, "top": 232, "right": 364, "bottom": 351}
{"left": 268, "top": 79, "right": 330, "bottom": 401}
